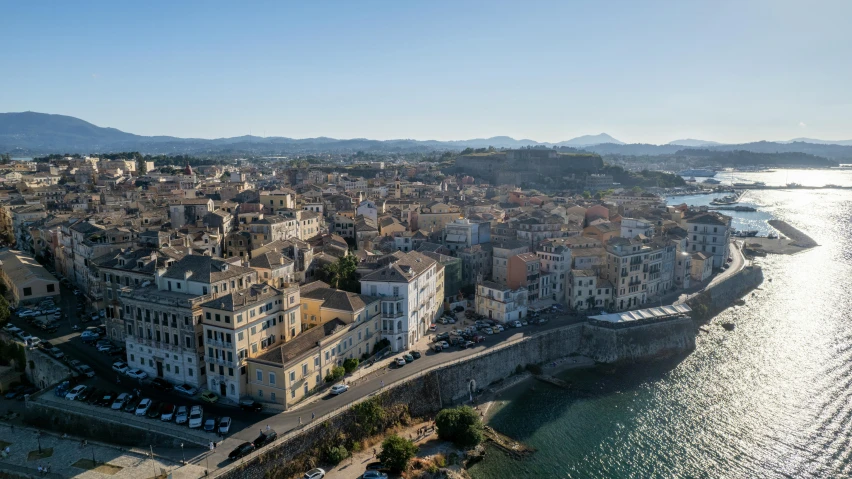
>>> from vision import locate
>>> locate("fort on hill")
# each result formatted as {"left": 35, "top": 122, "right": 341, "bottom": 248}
{"left": 456, "top": 148, "right": 604, "bottom": 185}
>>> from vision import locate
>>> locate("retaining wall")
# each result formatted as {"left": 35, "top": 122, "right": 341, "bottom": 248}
{"left": 24, "top": 348, "right": 71, "bottom": 390}
{"left": 578, "top": 318, "right": 696, "bottom": 364}
{"left": 687, "top": 265, "right": 764, "bottom": 318}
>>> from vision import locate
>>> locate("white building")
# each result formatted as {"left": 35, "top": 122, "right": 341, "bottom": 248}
{"left": 360, "top": 251, "right": 438, "bottom": 352}
{"left": 620, "top": 218, "right": 655, "bottom": 238}
{"left": 475, "top": 280, "right": 528, "bottom": 323}
{"left": 683, "top": 211, "right": 732, "bottom": 268}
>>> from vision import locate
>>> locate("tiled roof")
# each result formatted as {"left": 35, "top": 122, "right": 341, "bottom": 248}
{"left": 160, "top": 255, "right": 254, "bottom": 283}
{"left": 360, "top": 250, "right": 436, "bottom": 283}
{"left": 253, "top": 318, "right": 349, "bottom": 365}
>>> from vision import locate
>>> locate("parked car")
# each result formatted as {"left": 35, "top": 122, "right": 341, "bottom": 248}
{"left": 160, "top": 403, "right": 176, "bottom": 421}
{"left": 433, "top": 344, "right": 443, "bottom": 352}
{"left": 17, "top": 331, "right": 33, "bottom": 342}
{"left": 4, "top": 325, "right": 21, "bottom": 334}
{"left": 107, "top": 346, "right": 126, "bottom": 357}
{"left": 151, "top": 378, "right": 173, "bottom": 391}
{"left": 146, "top": 401, "right": 163, "bottom": 418}
{"left": 218, "top": 416, "right": 232, "bottom": 434}
{"left": 188, "top": 405, "right": 203, "bottom": 428}
{"left": 111, "top": 393, "right": 130, "bottom": 410}
{"left": 253, "top": 429, "right": 277, "bottom": 448}
{"left": 203, "top": 417, "right": 216, "bottom": 432}
{"left": 80, "top": 330, "right": 100, "bottom": 341}
{"left": 135, "top": 398, "right": 152, "bottom": 416}
{"left": 65, "top": 385, "right": 87, "bottom": 400}
{"left": 435, "top": 332, "right": 449, "bottom": 341}
{"left": 461, "top": 341, "right": 475, "bottom": 349}
{"left": 228, "top": 442, "right": 255, "bottom": 460}
{"left": 77, "top": 387, "right": 95, "bottom": 403}
{"left": 17, "top": 386, "right": 38, "bottom": 400}
{"left": 303, "top": 468, "right": 326, "bottom": 479}
{"left": 411, "top": 351, "right": 421, "bottom": 359}
{"left": 175, "top": 405, "right": 189, "bottom": 424}
{"left": 96, "top": 342, "right": 113, "bottom": 353}
{"left": 403, "top": 354, "right": 414, "bottom": 363}
{"left": 362, "top": 471, "right": 388, "bottom": 479}
{"left": 395, "top": 358, "right": 406, "bottom": 367}
{"left": 199, "top": 390, "right": 218, "bottom": 404}
{"left": 330, "top": 384, "right": 350, "bottom": 395}
{"left": 439, "top": 341, "right": 450, "bottom": 349}
{"left": 78, "top": 364, "right": 95, "bottom": 378}
{"left": 428, "top": 323, "right": 437, "bottom": 332}
{"left": 112, "top": 361, "right": 129, "bottom": 374}
{"left": 175, "top": 384, "right": 198, "bottom": 396}
{"left": 123, "top": 395, "right": 141, "bottom": 413}
{"left": 96, "top": 392, "right": 117, "bottom": 407}
{"left": 47, "top": 347, "right": 64, "bottom": 359}
{"left": 85, "top": 387, "right": 103, "bottom": 405}
{"left": 126, "top": 369, "right": 148, "bottom": 380}
{"left": 365, "top": 462, "right": 387, "bottom": 471}
{"left": 453, "top": 306, "right": 464, "bottom": 313}
{"left": 239, "top": 399, "right": 263, "bottom": 412}
{"left": 4, "top": 385, "right": 26, "bottom": 399}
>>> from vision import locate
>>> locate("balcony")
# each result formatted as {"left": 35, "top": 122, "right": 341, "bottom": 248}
{"left": 213, "top": 357, "right": 236, "bottom": 368}
{"left": 207, "top": 339, "right": 232, "bottom": 348}
{"left": 381, "top": 311, "right": 404, "bottom": 319}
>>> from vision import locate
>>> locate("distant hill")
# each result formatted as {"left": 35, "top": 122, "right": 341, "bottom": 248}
{"left": 668, "top": 138, "right": 723, "bottom": 147}
{"left": 555, "top": 133, "right": 624, "bottom": 147}
{"left": 782, "top": 137, "right": 852, "bottom": 146}
{"left": 2, "top": 112, "right": 852, "bottom": 161}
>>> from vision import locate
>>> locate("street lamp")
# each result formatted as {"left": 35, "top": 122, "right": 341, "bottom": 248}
{"left": 181, "top": 443, "right": 185, "bottom": 464}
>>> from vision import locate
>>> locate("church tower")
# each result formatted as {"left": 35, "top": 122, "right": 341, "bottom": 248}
{"left": 395, "top": 177, "right": 401, "bottom": 199}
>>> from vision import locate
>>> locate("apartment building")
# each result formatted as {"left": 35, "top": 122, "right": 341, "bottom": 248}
{"left": 491, "top": 239, "right": 529, "bottom": 286}
{"left": 0, "top": 249, "right": 59, "bottom": 307}
{"left": 474, "top": 281, "right": 528, "bottom": 323}
{"left": 536, "top": 242, "right": 570, "bottom": 302}
{"left": 683, "top": 211, "right": 732, "bottom": 268}
{"left": 567, "top": 270, "right": 612, "bottom": 311}
{"left": 443, "top": 218, "right": 490, "bottom": 253}
{"left": 360, "top": 251, "right": 438, "bottom": 352}
{"left": 120, "top": 255, "right": 257, "bottom": 389}
{"left": 506, "top": 253, "right": 541, "bottom": 303}
{"left": 601, "top": 237, "right": 652, "bottom": 311}
{"left": 199, "top": 283, "right": 301, "bottom": 401}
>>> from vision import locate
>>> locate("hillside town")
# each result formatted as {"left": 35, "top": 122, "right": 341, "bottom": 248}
{"left": 0, "top": 151, "right": 736, "bottom": 477}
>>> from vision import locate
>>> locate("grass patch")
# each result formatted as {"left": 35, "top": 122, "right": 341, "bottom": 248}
{"left": 27, "top": 448, "right": 53, "bottom": 461}
{"left": 71, "top": 458, "right": 123, "bottom": 475}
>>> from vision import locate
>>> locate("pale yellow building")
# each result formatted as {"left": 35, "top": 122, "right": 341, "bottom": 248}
{"left": 418, "top": 201, "right": 460, "bottom": 233}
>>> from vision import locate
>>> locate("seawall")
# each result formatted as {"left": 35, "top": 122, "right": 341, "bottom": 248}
{"left": 686, "top": 265, "right": 764, "bottom": 320}
{"left": 215, "top": 318, "right": 696, "bottom": 478}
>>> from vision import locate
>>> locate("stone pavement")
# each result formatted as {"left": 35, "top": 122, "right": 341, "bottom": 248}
{"left": 0, "top": 423, "right": 208, "bottom": 479}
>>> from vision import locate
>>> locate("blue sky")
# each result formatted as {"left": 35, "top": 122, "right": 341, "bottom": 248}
{"left": 2, "top": 1, "right": 850, "bottom": 144}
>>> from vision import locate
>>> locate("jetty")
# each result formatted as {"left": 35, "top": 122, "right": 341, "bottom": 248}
{"left": 709, "top": 205, "right": 757, "bottom": 212}
{"left": 743, "top": 220, "right": 817, "bottom": 256}
{"left": 483, "top": 426, "right": 535, "bottom": 458}
{"left": 534, "top": 375, "right": 571, "bottom": 389}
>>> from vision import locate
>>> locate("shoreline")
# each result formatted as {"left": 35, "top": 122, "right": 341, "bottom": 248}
{"left": 744, "top": 220, "right": 817, "bottom": 256}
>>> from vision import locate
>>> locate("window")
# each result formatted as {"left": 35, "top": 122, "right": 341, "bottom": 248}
{"left": 256, "top": 369, "right": 263, "bottom": 382}
{"left": 271, "top": 392, "right": 275, "bottom": 401}
{"left": 228, "top": 368, "right": 234, "bottom": 377}
{"left": 237, "top": 314, "right": 243, "bottom": 323}
{"left": 270, "top": 373, "right": 276, "bottom": 385}
{"left": 188, "top": 368, "right": 193, "bottom": 376}
{"left": 238, "top": 332, "right": 244, "bottom": 341}
{"left": 205, "top": 312, "right": 211, "bottom": 320}
{"left": 47, "top": 284, "right": 55, "bottom": 293}
{"left": 23, "top": 287, "right": 32, "bottom": 297}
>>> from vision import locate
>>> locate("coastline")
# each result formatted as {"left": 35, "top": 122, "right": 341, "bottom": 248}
{"left": 744, "top": 220, "right": 817, "bottom": 256}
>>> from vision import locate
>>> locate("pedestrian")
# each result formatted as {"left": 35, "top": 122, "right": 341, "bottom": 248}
{"left": 380, "top": 380, "right": 384, "bottom": 388}
{"left": 311, "top": 412, "right": 315, "bottom": 421}
{"left": 38, "top": 466, "right": 43, "bottom": 474}
{"left": 266, "top": 424, "right": 270, "bottom": 432}
{"left": 373, "top": 448, "right": 377, "bottom": 457}
{"left": 116, "top": 375, "right": 120, "bottom": 384}
{"left": 209, "top": 441, "right": 214, "bottom": 451}
{"left": 298, "top": 416, "right": 302, "bottom": 425}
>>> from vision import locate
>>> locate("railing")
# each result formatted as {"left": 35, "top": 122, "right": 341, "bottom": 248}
{"left": 213, "top": 357, "right": 236, "bottom": 368}
{"left": 207, "top": 339, "right": 232, "bottom": 348}
{"left": 381, "top": 311, "right": 404, "bottom": 319}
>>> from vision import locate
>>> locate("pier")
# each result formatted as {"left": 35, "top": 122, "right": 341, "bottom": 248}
{"left": 732, "top": 185, "right": 852, "bottom": 191}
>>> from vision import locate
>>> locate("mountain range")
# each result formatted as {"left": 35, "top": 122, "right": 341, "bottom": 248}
{"left": 2, "top": 112, "right": 852, "bottom": 160}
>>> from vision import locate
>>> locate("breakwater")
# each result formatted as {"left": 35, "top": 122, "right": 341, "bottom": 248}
{"left": 686, "top": 265, "right": 764, "bottom": 320}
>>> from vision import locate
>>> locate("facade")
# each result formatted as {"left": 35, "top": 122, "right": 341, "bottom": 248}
{"left": 536, "top": 242, "right": 570, "bottom": 302}
{"left": 620, "top": 218, "right": 655, "bottom": 238}
{"left": 360, "top": 251, "right": 439, "bottom": 352}
{"left": 691, "top": 252, "right": 713, "bottom": 282}
{"left": 443, "top": 218, "right": 491, "bottom": 253}
{"left": 674, "top": 251, "right": 692, "bottom": 289}
{"left": 506, "top": 253, "right": 541, "bottom": 303}
{"left": 475, "top": 281, "right": 528, "bottom": 323}
{"left": 491, "top": 239, "right": 529, "bottom": 286}
{"left": 0, "top": 249, "right": 59, "bottom": 306}
{"left": 601, "top": 237, "right": 651, "bottom": 311}
{"left": 199, "top": 283, "right": 301, "bottom": 401}
{"left": 567, "top": 269, "right": 612, "bottom": 311}
{"left": 418, "top": 202, "right": 460, "bottom": 233}
{"left": 169, "top": 198, "right": 214, "bottom": 229}
{"left": 458, "top": 244, "right": 492, "bottom": 288}
{"left": 684, "top": 212, "right": 732, "bottom": 268}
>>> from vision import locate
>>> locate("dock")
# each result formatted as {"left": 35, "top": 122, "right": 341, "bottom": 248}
{"left": 533, "top": 375, "right": 571, "bottom": 389}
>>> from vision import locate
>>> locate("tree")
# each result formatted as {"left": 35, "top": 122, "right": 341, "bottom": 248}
{"left": 353, "top": 397, "right": 386, "bottom": 436}
{"left": 321, "top": 255, "right": 359, "bottom": 292}
{"left": 582, "top": 191, "right": 592, "bottom": 199}
{"left": 342, "top": 358, "right": 359, "bottom": 374}
{"left": 324, "top": 366, "right": 345, "bottom": 383}
{"left": 0, "top": 295, "right": 9, "bottom": 327}
{"left": 137, "top": 157, "right": 148, "bottom": 175}
{"left": 379, "top": 434, "right": 418, "bottom": 472}
{"left": 435, "top": 406, "right": 484, "bottom": 448}
{"left": 325, "top": 445, "right": 349, "bottom": 464}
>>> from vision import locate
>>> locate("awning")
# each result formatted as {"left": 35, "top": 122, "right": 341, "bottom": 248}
{"left": 588, "top": 304, "right": 692, "bottom": 324}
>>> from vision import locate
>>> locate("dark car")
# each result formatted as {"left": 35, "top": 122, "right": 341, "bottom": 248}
{"left": 239, "top": 399, "right": 264, "bottom": 412}
{"left": 150, "top": 378, "right": 173, "bottom": 391}
{"left": 454, "top": 306, "right": 464, "bottom": 313}
{"left": 40, "top": 341, "right": 54, "bottom": 349}
{"left": 228, "top": 442, "right": 255, "bottom": 460}
{"left": 96, "top": 392, "right": 117, "bottom": 407}
{"left": 253, "top": 429, "right": 278, "bottom": 448}
{"left": 435, "top": 332, "right": 449, "bottom": 341}
{"left": 107, "top": 346, "right": 126, "bottom": 357}
{"left": 17, "top": 386, "right": 39, "bottom": 400}
{"left": 4, "top": 385, "right": 25, "bottom": 400}
{"left": 365, "top": 462, "right": 389, "bottom": 472}
{"left": 411, "top": 351, "right": 421, "bottom": 359}
{"left": 145, "top": 401, "right": 163, "bottom": 418}
{"left": 124, "top": 395, "right": 141, "bottom": 413}
{"left": 85, "top": 388, "right": 102, "bottom": 404}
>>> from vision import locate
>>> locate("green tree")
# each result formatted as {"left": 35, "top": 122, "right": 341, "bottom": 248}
{"left": 379, "top": 434, "right": 418, "bottom": 472}
{"left": 435, "top": 406, "right": 484, "bottom": 448}
{"left": 353, "top": 397, "right": 386, "bottom": 436}
{"left": 324, "top": 366, "right": 345, "bottom": 383}
{"left": 325, "top": 445, "right": 349, "bottom": 464}
{"left": 0, "top": 296, "right": 9, "bottom": 327}
{"left": 342, "top": 357, "right": 359, "bottom": 374}
{"left": 137, "top": 157, "right": 148, "bottom": 175}
{"left": 322, "top": 255, "right": 359, "bottom": 292}
{"left": 582, "top": 191, "right": 592, "bottom": 199}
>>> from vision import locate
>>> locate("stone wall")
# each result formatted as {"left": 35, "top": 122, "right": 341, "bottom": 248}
{"left": 24, "top": 348, "right": 72, "bottom": 390}
{"left": 687, "top": 266, "right": 764, "bottom": 319}
{"left": 578, "top": 318, "right": 696, "bottom": 364}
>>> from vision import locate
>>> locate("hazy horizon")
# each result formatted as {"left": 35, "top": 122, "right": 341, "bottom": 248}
{"left": 2, "top": 1, "right": 851, "bottom": 144}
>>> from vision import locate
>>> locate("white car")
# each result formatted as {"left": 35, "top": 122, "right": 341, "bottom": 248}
{"left": 4, "top": 325, "right": 21, "bottom": 334}
{"left": 96, "top": 343, "right": 112, "bottom": 353}
{"left": 135, "top": 398, "right": 152, "bottom": 416}
{"left": 17, "top": 331, "right": 33, "bottom": 342}
{"left": 80, "top": 331, "right": 100, "bottom": 340}
{"left": 218, "top": 416, "right": 232, "bottom": 434}
{"left": 303, "top": 468, "right": 326, "bottom": 479}
{"left": 18, "top": 310, "right": 36, "bottom": 318}
{"left": 175, "top": 406, "right": 189, "bottom": 425}
{"left": 111, "top": 393, "right": 130, "bottom": 410}
{"left": 174, "top": 384, "right": 198, "bottom": 396}
{"left": 65, "top": 385, "right": 87, "bottom": 400}
{"left": 126, "top": 369, "right": 148, "bottom": 380}
{"left": 330, "top": 384, "right": 350, "bottom": 395}
{"left": 112, "top": 362, "right": 129, "bottom": 374}
{"left": 29, "top": 337, "right": 42, "bottom": 347}
{"left": 188, "top": 405, "right": 203, "bottom": 428}
{"left": 48, "top": 347, "right": 64, "bottom": 359}
{"left": 77, "top": 364, "right": 95, "bottom": 378}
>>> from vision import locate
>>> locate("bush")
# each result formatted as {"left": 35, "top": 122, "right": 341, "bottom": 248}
{"left": 435, "top": 406, "right": 484, "bottom": 448}
{"left": 379, "top": 434, "right": 418, "bottom": 472}
{"left": 353, "top": 397, "right": 386, "bottom": 437}
{"left": 324, "top": 366, "right": 346, "bottom": 383}
{"left": 325, "top": 445, "right": 349, "bottom": 464}
{"left": 372, "top": 338, "right": 390, "bottom": 354}
{"left": 342, "top": 358, "right": 359, "bottom": 374}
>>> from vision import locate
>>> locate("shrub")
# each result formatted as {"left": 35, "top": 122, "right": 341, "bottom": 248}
{"left": 353, "top": 397, "right": 386, "bottom": 437}
{"left": 435, "top": 406, "right": 484, "bottom": 448}
{"left": 379, "top": 434, "right": 418, "bottom": 472}
{"left": 343, "top": 358, "right": 359, "bottom": 374}
{"left": 325, "top": 445, "right": 349, "bottom": 464}
{"left": 325, "top": 366, "right": 346, "bottom": 383}
{"left": 372, "top": 338, "right": 390, "bottom": 354}
{"left": 434, "top": 453, "right": 447, "bottom": 467}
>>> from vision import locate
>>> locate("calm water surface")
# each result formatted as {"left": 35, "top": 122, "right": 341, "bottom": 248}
{"left": 470, "top": 177, "right": 852, "bottom": 479}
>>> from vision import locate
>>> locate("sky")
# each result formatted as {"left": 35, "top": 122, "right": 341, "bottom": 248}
{"left": 2, "top": 0, "right": 851, "bottom": 144}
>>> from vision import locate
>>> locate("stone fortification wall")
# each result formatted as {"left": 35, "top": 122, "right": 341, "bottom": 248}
{"left": 687, "top": 266, "right": 764, "bottom": 319}
{"left": 24, "top": 348, "right": 72, "bottom": 390}
{"left": 578, "top": 318, "right": 696, "bottom": 364}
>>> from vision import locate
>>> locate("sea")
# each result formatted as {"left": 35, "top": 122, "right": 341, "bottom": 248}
{"left": 469, "top": 169, "right": 852, "bottom": 479}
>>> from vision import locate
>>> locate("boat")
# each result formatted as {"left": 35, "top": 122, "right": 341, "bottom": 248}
{"left": 702, "top": 178, "right": 721, "bottom": 184}
{"left": 678, "top": 169, "right": 717, "bottom": 177}
{"left": 767, "top": 232, "right": 778, "bottom": 239}
{"left": 736, "top": 230, "right": 759, "bottom": 237}
{"left": 733, "top": 181, "right": 766, "bottom": 187}
{"left": 710, "top": 195, "right": 739, "bottom": 205}
{"left": 786, "top": 182, "right": 802, "bottom": 188}
{"left": 685, "top": 177, "right": 697, "bottom": 183}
